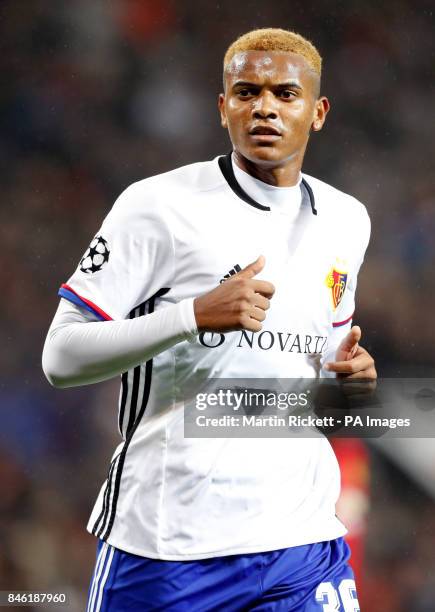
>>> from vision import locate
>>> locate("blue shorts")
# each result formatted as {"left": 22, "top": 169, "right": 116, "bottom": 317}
{"left": 86, "top": 537, "right": 359, "bottom": 611}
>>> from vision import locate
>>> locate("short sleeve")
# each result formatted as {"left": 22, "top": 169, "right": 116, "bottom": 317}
{"left": 59, "top": 182, "right": 174, "bottom": 321}
{"left": 321, "top": 205, "right": 371, "bottom": 373}
{"left": 331, "top": 204, "right": 371, "bottom": 329}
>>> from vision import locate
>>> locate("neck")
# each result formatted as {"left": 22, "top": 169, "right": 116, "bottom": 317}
{"left": 232, "top": 150, "right": 303, "bottom": 187}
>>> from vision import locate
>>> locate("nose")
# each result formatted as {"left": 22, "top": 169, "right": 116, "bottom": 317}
{"left": 252, "top": 91, "right": 278, "bottom": 120}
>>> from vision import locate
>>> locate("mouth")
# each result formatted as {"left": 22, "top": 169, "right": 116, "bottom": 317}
{"left": 248, "top": 125, "right": 281, "bottom": 143}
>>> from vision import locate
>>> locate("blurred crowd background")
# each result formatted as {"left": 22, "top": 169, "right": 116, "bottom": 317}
{"left": 0, "top": 0, "right": 434, "bottom": 610}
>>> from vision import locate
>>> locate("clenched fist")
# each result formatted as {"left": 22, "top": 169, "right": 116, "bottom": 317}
{"left": 194, "top": 255, "right": 275, "bottom": 333}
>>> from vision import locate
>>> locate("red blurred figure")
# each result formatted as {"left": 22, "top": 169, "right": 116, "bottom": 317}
{"left": 332, "top": 439, "right": 370, "bottom": 591}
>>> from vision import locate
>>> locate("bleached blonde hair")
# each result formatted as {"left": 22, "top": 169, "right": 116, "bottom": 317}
{"left": 224, "top": 28, "right": 322, "bottom": 76}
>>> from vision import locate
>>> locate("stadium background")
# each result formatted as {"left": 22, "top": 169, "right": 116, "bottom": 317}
{"left": 0, "top": 1, "right": 433, "bottom": 610}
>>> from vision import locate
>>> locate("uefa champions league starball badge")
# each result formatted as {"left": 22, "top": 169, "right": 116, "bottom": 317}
{"left": 79, "top": 235, "right": 110, "bottom": 274}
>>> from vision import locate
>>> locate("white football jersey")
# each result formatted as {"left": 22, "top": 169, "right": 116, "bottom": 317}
{"left": 60, "top": 154, "right": 370, "bottom": 560}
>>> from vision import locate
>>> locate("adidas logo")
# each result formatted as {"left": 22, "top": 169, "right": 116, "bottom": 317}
{"left": 220, "top": 264, "right": 242, "bottom": 284}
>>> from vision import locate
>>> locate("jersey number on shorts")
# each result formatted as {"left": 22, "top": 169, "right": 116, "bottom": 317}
{"left": 315, "top": 579, "right": 359, "bottom": 611}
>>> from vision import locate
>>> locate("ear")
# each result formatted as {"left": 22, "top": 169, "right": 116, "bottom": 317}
{"left": 218, "top": 93, "right": 228, "bottom": 129}
{"left": 311, "top": 96, "right": 330, "bottom": 132}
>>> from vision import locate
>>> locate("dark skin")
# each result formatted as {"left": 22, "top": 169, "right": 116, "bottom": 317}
{"left": 194, "top": 50, "right": 376, "bottom": 382}
{"left": 218, "top": 50, "right": 328, "bottom": 187}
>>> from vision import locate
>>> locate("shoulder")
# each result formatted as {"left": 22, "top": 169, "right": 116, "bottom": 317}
{"left": 111, "top": 158, "right": 224, "bottom": 217}
{"left": 303, "top": 173, "right": 371, "bottom": 259}
{"left": 303, "top": 173, "right": 370, "bottom": 231}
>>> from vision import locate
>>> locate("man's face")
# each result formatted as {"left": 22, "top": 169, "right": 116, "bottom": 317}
{"left": 219, "top": 51, "right": 329, "bottom": 168}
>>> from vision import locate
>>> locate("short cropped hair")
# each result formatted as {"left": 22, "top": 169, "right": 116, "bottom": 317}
{"left": 224, "top": 28, "right": 322, "bottom": 77}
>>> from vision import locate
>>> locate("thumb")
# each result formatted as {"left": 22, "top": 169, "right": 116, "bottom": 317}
{"left": 237, "top": 255, "right": 265, "bottom": 279}
{"left": 337, "top": 325, "right": 361, "bottom": 359}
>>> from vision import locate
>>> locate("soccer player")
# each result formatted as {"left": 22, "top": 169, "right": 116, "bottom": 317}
{"left": 43, "top": 28, "right": 376, "bottom": 611}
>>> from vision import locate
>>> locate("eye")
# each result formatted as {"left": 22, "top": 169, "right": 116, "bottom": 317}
{"left": 279, "top": 89, "right": 296, "bottom": 99}
{"left": 238, "top": 88, "right": 253, "bottom": 97}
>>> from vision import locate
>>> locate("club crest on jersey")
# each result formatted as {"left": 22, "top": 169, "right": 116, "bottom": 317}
{"left": 325, "top": 263, "right": 348, "bottom": 310}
